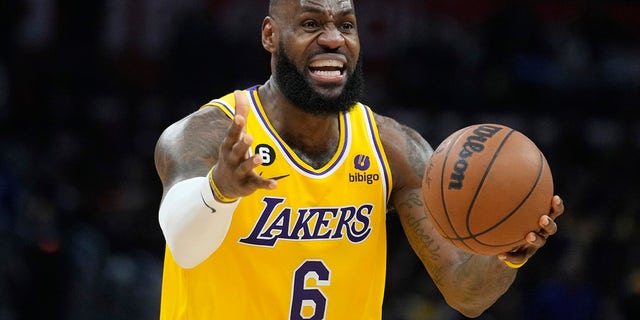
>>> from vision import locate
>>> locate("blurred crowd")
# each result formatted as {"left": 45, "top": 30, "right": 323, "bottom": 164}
{"left": 0, "top": 0, "right": 639, "bottom": 319}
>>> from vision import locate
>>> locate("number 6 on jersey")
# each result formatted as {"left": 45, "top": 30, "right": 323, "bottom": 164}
{"left": 289, "top": 260, "right": 331, "bottom": 320}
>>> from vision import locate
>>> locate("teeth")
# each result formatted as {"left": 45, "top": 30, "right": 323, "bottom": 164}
{"left": 309, "top": 59, "right": 344, "bottom": 68}
{"left": 313, "top": 70, "right": 342, "bottom": 76}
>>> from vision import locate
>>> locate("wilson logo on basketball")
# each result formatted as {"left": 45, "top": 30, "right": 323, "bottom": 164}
{"left": 349, "top": 154, "right": 380, "bottom": 185}
{"left": 448, "top": 125, "right": 502, "bottom": 190}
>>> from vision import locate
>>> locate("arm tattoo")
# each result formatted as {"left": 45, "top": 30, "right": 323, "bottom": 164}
{"left": 155, "top": 108, "right": 231, "bottom": 187}
{"left": 400, "top": 125, "right": 432, "bottom": 178}
{"left": 377, "top": 114, "right": 444, "bottom": 282}
{"left": 396, "top": 189, "right": 447, "bottom": 284}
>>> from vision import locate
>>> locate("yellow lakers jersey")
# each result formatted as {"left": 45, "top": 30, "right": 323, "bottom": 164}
{"left": 160, "top": 87, "right": 393, "bottom": 319}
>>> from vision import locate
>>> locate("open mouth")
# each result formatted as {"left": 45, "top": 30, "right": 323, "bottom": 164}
{"left": 308, "top": 59, "right": 346, "bottom": 77}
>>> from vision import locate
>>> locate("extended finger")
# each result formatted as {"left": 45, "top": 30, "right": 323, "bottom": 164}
{"left": 234, "top": 90, "right": 250, "bottom": 128}
{"left": 236, "top": 154, "right": 264, "bottom": 174}
{"left": 539, "top": 215, "right": 558, "bottom": 236}
{"left": 233, "top": 90, "right": 249, "bottom": 130}
{"left": 228, "top": 132, "right": 254, "bottom": 162}
{"left": 221, "top": 90, "right": 251, "bottom": 151}
{"left": 222, "top": 114, "right": 247, "bottom": 151}
{"left": 525, "top": 231, "right": 546, "bottom": 248}
{"left": 236, "top": 156, "right": 278, "bottom": 189}
{"left": 498, "top": 248, "right": 529, "bottom": 264}
{"left": 550, "top": 195, "right": 564, "bottom": 219}
{"left": 499, "top": 255, "right": 528, "bottom": 265}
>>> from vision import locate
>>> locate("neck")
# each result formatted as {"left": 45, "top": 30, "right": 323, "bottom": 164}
{"left": 257, "top": 78, "right": 340, "bottom": 169}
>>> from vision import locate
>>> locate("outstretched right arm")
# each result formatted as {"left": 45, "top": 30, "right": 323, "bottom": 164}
{"left": 154, "top": 90, "right": 275, "bottom": 268}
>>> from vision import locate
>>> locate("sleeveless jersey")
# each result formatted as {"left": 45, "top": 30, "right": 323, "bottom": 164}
{"left": 160, "top": 86, "right": 393, "bottom": 319}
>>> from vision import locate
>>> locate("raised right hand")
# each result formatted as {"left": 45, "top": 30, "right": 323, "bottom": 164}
{"left": 211, "top": 90, "right": 277, "bottom": 199}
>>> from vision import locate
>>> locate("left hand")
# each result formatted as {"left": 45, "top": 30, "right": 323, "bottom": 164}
{"left": 498, "top": 195, "right": 565, "bottom": 264}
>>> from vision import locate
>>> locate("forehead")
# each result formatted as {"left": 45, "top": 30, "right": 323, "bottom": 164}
{"left": 296, "top": 0, "right": 354, "bottom": 15}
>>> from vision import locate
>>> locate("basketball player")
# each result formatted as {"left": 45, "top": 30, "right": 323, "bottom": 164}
{"left": 154, "top": 0, "right": 565, "bottom": 318}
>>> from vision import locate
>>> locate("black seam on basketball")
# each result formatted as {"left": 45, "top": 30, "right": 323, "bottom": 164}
{"left": 463, "top": 129, "right": 515, "bottom": 244}
{"left": 471, "top": 151, "right": 546, "bottom": 246}
{"left": 457, "top": 141, "right": 546, "bottom": 249}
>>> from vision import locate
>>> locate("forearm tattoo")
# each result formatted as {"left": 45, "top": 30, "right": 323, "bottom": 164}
{"left": 396, "top": 190, "right": 447, "bottom": 284}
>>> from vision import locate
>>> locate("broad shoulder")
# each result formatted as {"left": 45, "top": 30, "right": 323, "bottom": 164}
{"left": 154, "top": 107, "right": 231, "bottom": 192}
{"left": 373, "top": 113, "right": 434, "bottom": 197}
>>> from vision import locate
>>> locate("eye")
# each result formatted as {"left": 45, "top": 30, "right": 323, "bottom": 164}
{"left": 302, "top": 20, "right": 320, "bottom": 29}
{"left": 339, "top": 22, "right": 355, "bottom": 33}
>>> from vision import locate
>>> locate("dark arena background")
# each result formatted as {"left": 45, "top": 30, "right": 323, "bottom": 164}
{"left": 1, "top": 1, "right": 639, "bottom": 319}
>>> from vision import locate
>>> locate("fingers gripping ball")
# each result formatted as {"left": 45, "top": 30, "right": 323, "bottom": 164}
{"left": 422, "top": 124, "right": 553, "bottom": 255}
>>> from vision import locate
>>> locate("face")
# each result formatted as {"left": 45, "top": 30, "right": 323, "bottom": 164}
{"left": 269, "top": 0, "right": 364, "bottom": 115}
{"left": 275, "top": 40, "right": 364, "bottom": 115}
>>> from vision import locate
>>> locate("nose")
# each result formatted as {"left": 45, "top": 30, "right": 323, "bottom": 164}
{"left": 317, "top": 25, "right": 345, "bottom": 50}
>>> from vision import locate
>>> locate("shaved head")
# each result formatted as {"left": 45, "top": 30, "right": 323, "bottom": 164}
{"left": 269, "top": 0, "right": 355, "bottom": 18}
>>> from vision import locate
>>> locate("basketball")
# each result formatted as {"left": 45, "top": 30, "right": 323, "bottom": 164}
{"left": 421, "top": 123, "right": 553, "bottom": 256}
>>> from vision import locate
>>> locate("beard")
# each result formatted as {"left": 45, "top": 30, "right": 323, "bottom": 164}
{"left": 274, "top": 45, "right": 365, "bottom": 115}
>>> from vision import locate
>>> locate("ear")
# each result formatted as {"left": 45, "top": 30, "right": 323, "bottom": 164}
{"left": 262, "top": 17, "right": 277, "bottom": 53}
